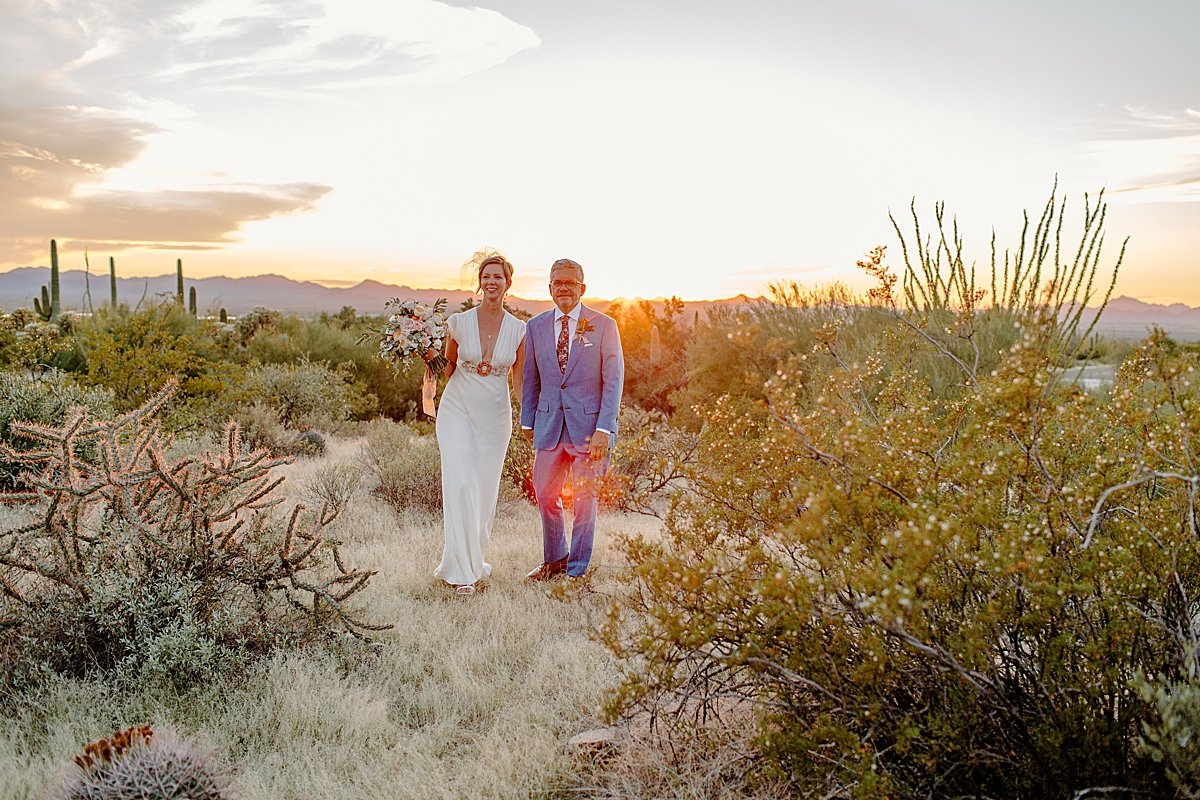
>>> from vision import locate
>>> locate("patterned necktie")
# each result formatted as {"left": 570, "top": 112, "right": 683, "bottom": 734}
{"left": 557, "top": 314, "right": 570, "bottom": 373}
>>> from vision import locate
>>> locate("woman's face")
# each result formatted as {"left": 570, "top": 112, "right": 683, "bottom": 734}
{"left": 479, "top": 263, "right": 509, "bottom": 299}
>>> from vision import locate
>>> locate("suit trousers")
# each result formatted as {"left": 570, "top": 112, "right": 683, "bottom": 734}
{"left": 532, "top": 424, "right": 610, "bottom": 577}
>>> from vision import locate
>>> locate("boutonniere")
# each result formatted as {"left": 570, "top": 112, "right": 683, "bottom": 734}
{"left": 575, "top": 317, "right": 596, "bottom": 346}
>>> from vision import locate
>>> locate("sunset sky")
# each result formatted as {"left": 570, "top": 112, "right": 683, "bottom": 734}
{"left": 1, "top": 0, "right": 1197, "bottom": 303}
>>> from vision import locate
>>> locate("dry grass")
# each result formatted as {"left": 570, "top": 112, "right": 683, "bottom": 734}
{"left": 571, "top": 720, "right": 792, "bottom": 800}
{"left": 1, "top": 434, "right": 665, "bottom": 800}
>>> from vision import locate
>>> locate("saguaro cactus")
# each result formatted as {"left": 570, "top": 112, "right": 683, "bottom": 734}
{"left": 108, "top": 256, "right": 118, "bottom": 306}
{"left": 175, "top": 258, "right": 185, "bottom": 305}
{"left": 188, "top": 286, "right": 198, "bottom": 316}
{"left": 33, "top": 239, "right": 61, "bottom": 322}
{"left": 649, "top": 324, "right": 661, "bottom": 362}
{"left": 219, "top": 308, "right": 228, "bottom": 323}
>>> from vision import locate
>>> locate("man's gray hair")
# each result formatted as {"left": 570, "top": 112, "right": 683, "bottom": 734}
{"left": 550, "top": 258, "right": 584, "bottom": 283}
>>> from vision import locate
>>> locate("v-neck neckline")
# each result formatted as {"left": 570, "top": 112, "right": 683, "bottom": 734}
{"left": 476, "top": 307, "right": 505, "bottom": 362}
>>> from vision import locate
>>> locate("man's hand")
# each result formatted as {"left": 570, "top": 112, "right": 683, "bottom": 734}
{"left": 522, "top": 428, "right": 534, "bottom": 444}
{"left": 587, "top": 433, "right": 609, "bottom": 461}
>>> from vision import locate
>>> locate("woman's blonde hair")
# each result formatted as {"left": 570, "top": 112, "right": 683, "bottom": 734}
{"left": 477, "top": 253, "right": 514, "bottom": 291}
{"left": 462, "top": 248, "right": 514, "bottom": 291}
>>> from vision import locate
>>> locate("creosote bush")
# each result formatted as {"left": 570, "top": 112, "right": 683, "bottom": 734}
{"left": 0, "top": 381, "right": 387, "bottom": 692}
{"left": 598, "top": 188, "right": 1200, "bottom": 798}
{"left": 600, "top": 406, "right": 699, "bottom": 516}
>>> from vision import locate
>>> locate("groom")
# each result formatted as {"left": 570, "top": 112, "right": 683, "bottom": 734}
{"left": 522, "top": 258, "right": 624, "bottom": 581}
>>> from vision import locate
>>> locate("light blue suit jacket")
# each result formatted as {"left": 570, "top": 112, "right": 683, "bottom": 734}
{"left": 521, "top": 305, "right": 623, "bottom": 451}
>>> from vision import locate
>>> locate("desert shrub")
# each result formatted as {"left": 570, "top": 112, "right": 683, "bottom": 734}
{"left": 320, "top": 304, "right": 360, "bottom": 330}
{"left": 0, "top": 371, "right": 115, "bottom": 490}
{"left": 221, "top": 359, "right": 366, "bottom": 457}
{"left": 669, "top": 285, "right": 855, "bottom": 431}
{"left": 229, "top": 402, "right": 297, "bottom": 456}
{"left": 242, "top": 360, "right": 358, "bottom": 429}
{"left": 567, "top": 714, "right": 788, "bottom": 800}
{"left": 1137, "top": 645, "right": 1200, "bottom": 799}
{"left": 359, "top": 418, "right": 442, "bottom": 515}
{"left": 53, "top": 724, "right": 234, "bottom": 800}
{"left": 73, "top": 302, "right": 226, "bottom": 414}
{"left": 228, "top": 403, "right": 327, "bottom": 458}
{"left": 234, "top": 306, "right": 279, "bottom": 343}
{"left": 495, "top": 405, "right": 696, "bottom": 514}
{"left": 501, "top": 407, "right": 535, "bottom": 504}
{"left": 0, "top": 315, "right": 77, "bottom": 373}
{"left": 0, "top": 382, "right": 386, "bottom": 692}
{"left": 668, "top": 305, "right": 777, "bottom": 431}
{"left": 231, "top": 310, "right": 422, "bottom": 421}
{"left": 600, "top": 189, "right": 1197, "bottom": 797}
{"left": 600, "top": 406, "right": 699, "bottom": 516}
{"left": 301, "top": 461, "right": 363, "bottom": 518}
{"left": 608, "top": 297, "right": 690, "bottom": 415}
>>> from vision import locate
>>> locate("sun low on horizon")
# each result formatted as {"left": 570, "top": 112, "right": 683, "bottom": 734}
{"left": 1, "top": 1, "right": 1198, "bottom": 305}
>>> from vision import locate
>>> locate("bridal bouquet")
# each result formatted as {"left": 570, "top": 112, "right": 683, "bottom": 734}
{"left": 362, "top": 297, "right": 450, "bottom": 418}
{"left": 369, "top": 297, "right": 449, "bottom": 373}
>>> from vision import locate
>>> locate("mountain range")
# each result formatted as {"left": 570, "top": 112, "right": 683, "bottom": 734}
{"left": 0, "top": 267, "right": 1196, "bottom": 339}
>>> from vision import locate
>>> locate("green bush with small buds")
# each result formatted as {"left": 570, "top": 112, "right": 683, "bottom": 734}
{"left": 601, "top": 189, "right": 1200, "bottom": 797}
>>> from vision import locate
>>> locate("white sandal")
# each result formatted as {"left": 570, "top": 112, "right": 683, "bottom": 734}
{"left": 455, "top": 584, "right": 476, "bottom": 596}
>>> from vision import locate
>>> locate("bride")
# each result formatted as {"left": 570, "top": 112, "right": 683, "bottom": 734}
{"left": 430, "top": 251, "right": 527, "bottom": 595}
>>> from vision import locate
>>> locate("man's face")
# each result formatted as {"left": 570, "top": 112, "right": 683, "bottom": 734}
{"left": 549, "top": 264, "right": 584, "bottom": 314}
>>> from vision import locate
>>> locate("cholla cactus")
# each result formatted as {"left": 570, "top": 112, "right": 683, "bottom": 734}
{"left": 0, "top": 380, "right": 388, "bottom": 685}
{"left": 54, "top": 725, "right": 234, "bottom": 800}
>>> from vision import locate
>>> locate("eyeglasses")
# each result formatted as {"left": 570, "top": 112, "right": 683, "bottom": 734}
{"left": 550, "top": 280, "right": 581, "bottom": 289}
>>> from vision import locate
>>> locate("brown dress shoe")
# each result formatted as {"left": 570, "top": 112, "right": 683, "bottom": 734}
{"left": 526, "top": 556, "right": 568, "bottom": 581}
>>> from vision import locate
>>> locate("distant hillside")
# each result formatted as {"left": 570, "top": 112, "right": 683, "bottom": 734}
{"left": 1077, "top": 296, "right": 1200, "bottom": 341}
{"left": 2, "top": 269, "right": 1189, "bottom": 340}
{"left": 0, "top": 267, "right": 751, "bottom": 318}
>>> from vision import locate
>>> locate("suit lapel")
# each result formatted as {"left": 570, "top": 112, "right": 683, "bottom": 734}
{"left": 544, "top": 311, "right": 561, "bottom": 373}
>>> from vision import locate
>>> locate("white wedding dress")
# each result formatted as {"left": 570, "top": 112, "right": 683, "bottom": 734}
{"left": 433, "top": 307, "right": 526, "bottom": 586}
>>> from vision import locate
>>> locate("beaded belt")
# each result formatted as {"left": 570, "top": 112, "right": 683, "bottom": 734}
{"left": 458, "top": 359, "right": 509, "bottom": 377}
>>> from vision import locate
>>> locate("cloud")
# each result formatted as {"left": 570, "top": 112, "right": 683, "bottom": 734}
{"left": 1077, "top": 108, "right": 1200, "bottom": 203}
{"left": 0, "top": 100, "right": 331, "bottom": 258}
{"left": 3, "top": 183, "right": 331, "bottom": 242}
{"left": 0, "top": 0, "right": 538, "bottom": 265}
{"left": 11, "top": 0, "right": 539, "bottom": 102}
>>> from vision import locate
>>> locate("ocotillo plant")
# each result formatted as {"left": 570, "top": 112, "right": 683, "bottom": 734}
{"left": 108, "top": 257, "right": 117, "bottom": 306}
{"left": 188, "top": 286, "right": 197, "bottom": 316}
{"left": 33, "top": 239, "right": 61, "bottom": 322}
{"left": 175, "top": 258, "right": 184, "bottom": 304}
